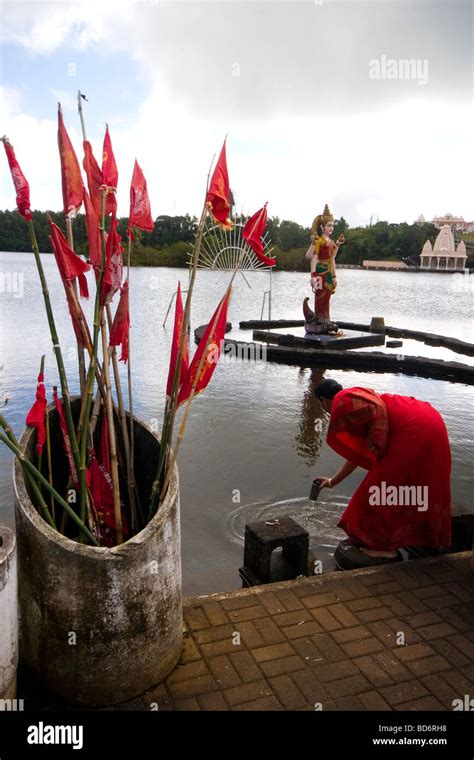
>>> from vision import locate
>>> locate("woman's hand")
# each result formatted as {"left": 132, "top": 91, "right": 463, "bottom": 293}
{"left": 316, "top": 476, "right": 332, "bottom": 489}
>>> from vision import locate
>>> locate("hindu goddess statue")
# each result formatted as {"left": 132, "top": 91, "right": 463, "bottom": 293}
{"left": 303, "top": 204, "right": 345, "bottom": 332}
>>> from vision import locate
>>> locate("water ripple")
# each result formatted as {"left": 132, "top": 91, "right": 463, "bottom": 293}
{"left": 226, "top": 494, "right": 350, "bottom": 548}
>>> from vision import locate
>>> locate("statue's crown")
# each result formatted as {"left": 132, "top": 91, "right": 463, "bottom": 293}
{"left": 311, "top": 203, "right": 334, "bottom": 236}
{"left": 322, "top": 204, "right": 333, "bottom": 222}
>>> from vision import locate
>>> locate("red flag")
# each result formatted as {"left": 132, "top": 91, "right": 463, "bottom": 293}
{"left": 206, "top": 140, "right": 232, "bottom": 230}
{"left": 128, "top": 159, "right": 154, "bottom": 238}
{"left": 243, "top": 204, "right": 276, "bottom": 266}
{"left": 177, "top": 289, "right": 230, "bottom": 406}
{"left": 88, "top": 457, "right": 114, "bottom": 546}
{"left": 101, "top": 212, "right": 123, "bottom": 305}
{"left": 48, "top": 219, "right": 92, "bottom": 348}
{"left": 57, "top": 104, "right": 83, "bottom": 216}
{"left": 102, "top": 125, "right": 118, "bottom": 190}
{"left": 83, "top": 188, "right": 101, "bottom": 267}
{"left": 49, "top": 218, "right": 91, "bottom": 298}
{"left": 109, "top": 280, "right": 130, "bottom": 362}
{"left": 83, "top": 140, "right": 103, "bottom": 216}
{"left": 26, "top": 371, "right": 47, "bottom": 456}
{"left": 1, "top": 138, "right": 32, "bottom": 221}
{"left": 87, "top": 414, "right": 128, "bottom": 546}
{"left": 83, "top": 140, "right": 116, "bottom": 216}
{"left": 53, "top": 387, "right": 79, "bottom": 488}
{"left": 166, "top": 281, "right": 189, "bottom": 396}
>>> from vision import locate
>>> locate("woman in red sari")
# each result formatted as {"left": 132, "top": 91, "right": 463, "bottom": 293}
{"left": 314, "top": 379, "right": 452, "bottom": 565}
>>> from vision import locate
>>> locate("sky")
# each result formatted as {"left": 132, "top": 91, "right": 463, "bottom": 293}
{"left": 0, "top": 0, "right": 473, "bottom": 227}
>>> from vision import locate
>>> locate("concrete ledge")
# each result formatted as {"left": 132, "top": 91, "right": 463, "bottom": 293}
{"left": 183, "top": 550, "right": 474, "bottom": 607}
{"left": 1, "top": 675, "right": 17, "bottom": 701}
{"left": 0, "top": 525, "right": 18, "bottom": 700}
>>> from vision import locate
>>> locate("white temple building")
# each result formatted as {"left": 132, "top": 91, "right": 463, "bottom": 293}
{"left": 420, "top": 225, "right": 467, "bottom": 270}
{"left": 416, "top": 212, "right": 474, "bottom": 233}
{"left": 431, "top": 213, "right": 474, "bottom": 232}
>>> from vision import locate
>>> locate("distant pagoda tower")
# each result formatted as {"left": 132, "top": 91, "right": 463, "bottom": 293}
{"left": 420, "top": 225, "right": 467, "bottom": 270}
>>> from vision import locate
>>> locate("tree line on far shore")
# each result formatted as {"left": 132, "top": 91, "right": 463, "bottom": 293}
{"left": 1, "top": 209, "right": 472, "bottom": 270}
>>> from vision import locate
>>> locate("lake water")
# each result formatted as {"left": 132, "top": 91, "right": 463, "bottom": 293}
{"left": 0, "top": 252, "right": 473, "bottom": 595}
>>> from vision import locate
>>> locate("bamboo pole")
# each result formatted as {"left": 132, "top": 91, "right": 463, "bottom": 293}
{"left": 64, "top": 282, "right": 93, "bottom": 357}
{"left": 0, "top": 415, "right": 100, "bottom": 546}
{"left": 89, "top": 372, "right": 120, "bottom": 437}
{"left": 66, "top": 280, "right": 110, "bottom": 446}
{"left": 149, "top": 154, "right": 217, "bottom": 519}
{"left": 45, "top": 403, "right": 55, "bottom": 523}
{"left": 36, "top": 354, "right": 45, "bottom": 478}
{"left": 0, "top": 429, "right": 99, "bottom": 545}
{"left": 26, "top": 219, "right": 81, "bottom": 479}
{"left": 159, "top": 209, "right": 267, "bottom": 501}
{"left": 158, "top": 286, "right": 231, "bottom": 501}
{"left": 77, "top": 90, "right": 87, "bottom": 140}
{"left": 106, "top": 302, "right": 136, "bottom": 531}
{"left": 125, "top": 237, "right": 136, "bottom": 525}
{"left": 77, "top": 91, "right": 129, "bottom": 537}
{"left": 90, "top": 387, "right": 102, "bottom": 436}
{"left": 27, "top": 469, "right": 56, "bottom": 529}
{"left": 74, "top": 92, "right": 102, "bottom": 437}
{"left": 78, "top": 190, "right": 107, "bottom": 524}
{"left": 0, "top": 414, "right": 56, "bottom": 530}
{"left": 65, "top": 216, "right": 86, "bottom": 395}
{"left": 75, "top": 358, "right": 107, "bottom": 443}
{"left": 100, "top": 311, "right": 123, "bottom": 544}
{"left": 148, "top": 200, "right": 208, "bottom": 519}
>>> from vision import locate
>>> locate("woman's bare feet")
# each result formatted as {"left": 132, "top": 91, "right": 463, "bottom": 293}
{"left": 360, "top": 547, "right": 398, "bottom": 558}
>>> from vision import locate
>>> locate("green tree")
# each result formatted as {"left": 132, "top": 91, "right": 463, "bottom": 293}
{"left": 0, "top": 209, "right": 444, "bottom": 271}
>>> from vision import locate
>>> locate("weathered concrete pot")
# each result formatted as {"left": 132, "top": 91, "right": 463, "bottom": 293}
{"left": 0, "top": 525, "right": 18, "bottom": 700}
{"left": 13, "top": 405, "right": 182, "bottom": 707}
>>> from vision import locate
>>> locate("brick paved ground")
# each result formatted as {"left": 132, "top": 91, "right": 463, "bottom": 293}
{"left": 118, "top": 551, "right": 474, "bottom": 712}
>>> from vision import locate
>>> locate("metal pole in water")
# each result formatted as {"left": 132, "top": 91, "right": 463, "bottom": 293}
{"left": 269, "top": 267, "right": 272, "bottom": 321}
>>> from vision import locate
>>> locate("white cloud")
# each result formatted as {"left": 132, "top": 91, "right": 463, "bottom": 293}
{"left": 1, "top": 86, "right": 63, "bottom": 214}
{"left": 3, "top": 1, "right": 472, "bottom": 115}
{"left": 3, "top": 84, "right": 473, "bottom": 228}
{"left": 1, "top": 1, "right": 473, "bottom": 228}
{"left": 0, "top": 0, "right": 133, "bottom": 55}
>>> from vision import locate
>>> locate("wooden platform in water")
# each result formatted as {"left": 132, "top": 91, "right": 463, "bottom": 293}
{"left": 240, "top": 319, "right": 474, "bottom": 357}
{"left": 194, "top": 322, "right": 474, "bottom": 385}
{"left": 252, "top": 328, "right": 385, "bottom": 351}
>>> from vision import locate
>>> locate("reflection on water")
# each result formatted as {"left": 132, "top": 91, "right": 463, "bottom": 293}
{"left": 0, "top": 254, "right": 473, "bottom": 596}
{"left": 295, "top": 367, "right": 327, "bottom": 465}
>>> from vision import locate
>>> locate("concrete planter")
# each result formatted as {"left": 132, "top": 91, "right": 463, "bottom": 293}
{"left": 0, "top": 525, "right": 18, "bottom": 700}
{"left": 13, "top": 404, "right": 182, "bottom": 707}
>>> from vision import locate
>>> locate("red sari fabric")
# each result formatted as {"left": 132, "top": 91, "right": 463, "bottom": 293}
{"left": 327, "top": 388, "right": 452, "bottom": 551}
